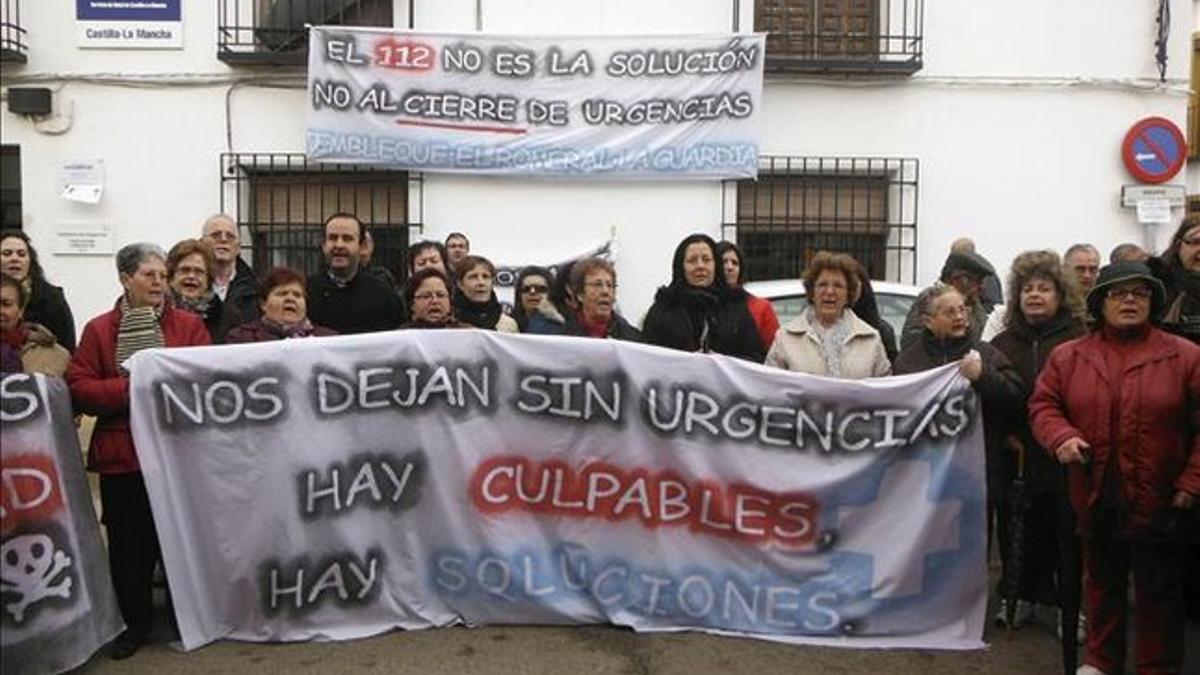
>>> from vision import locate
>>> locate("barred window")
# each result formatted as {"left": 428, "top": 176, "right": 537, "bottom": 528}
{"left": 220, "top": 153, "right": 423, "bottom": 281}
{"left": 219, "top": 0, "right": 393, "bottom": 65}
{"left": 722, "top": 156, "right": 918, "bottom": 283}
{"left": 755, "top": 0, "right": 923, "bottom": 74}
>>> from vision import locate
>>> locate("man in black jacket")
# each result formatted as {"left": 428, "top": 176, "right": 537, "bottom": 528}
{"left": 307, "top": 213, "right": 402, "bottom": 335}
{"left": 201, "top": 214, "right": 260, "bottom": 322}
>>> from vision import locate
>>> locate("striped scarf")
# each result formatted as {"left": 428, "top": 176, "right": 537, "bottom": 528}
{"left": 116, "top": 297, "right": 164, "bottom": 374}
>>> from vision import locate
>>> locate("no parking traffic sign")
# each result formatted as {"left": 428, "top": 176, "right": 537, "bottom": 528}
{"left": 1121, "top": 117, "right": 1187, "bottom": 184}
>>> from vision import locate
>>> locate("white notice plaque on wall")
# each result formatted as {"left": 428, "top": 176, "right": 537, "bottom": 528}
{"left": 54, "top": 223, "right": 115, "bottom": 256}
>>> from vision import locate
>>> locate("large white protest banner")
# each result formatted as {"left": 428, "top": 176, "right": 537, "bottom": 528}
{"left": 129, "top": 332, "right": 987, "bottom": 651}
{"left": 306, "top": 28, "right": 764, "bottom": 178}
{"left": 2, "top": 375, "right": 124, "bottom": 675}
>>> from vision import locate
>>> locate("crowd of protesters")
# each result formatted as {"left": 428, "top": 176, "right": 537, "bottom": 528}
{"left": 1, "top": 212, "right": 1198, "bottom": 674}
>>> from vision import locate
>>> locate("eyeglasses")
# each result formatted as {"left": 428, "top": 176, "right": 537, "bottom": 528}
{"left": 413, "top": 291, "right": 448, "bottom": 301}
{"left": 520, "top": 284, "right": 548, "bottom": 294}
{"left": 584, "top": 280, "right": 616, "bottom": 291}
{"left": 1105, "top": 287, "right": 1153, "bottom": 301}
{"left": 205, "top": 231, "right": 238, "bottom": 242}
{"left": 175, "top": 265, "right": 208, "bottom": 278}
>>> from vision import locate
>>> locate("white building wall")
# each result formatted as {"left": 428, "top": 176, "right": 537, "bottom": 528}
{"left": 1, "top": 0, "right": 1193, "bottom": 332}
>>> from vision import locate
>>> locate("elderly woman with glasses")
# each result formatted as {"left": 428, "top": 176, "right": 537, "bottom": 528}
{"left": 67, "top": 243, "right": 211, "bottom": 659}
{"left": 764, "top": 251, "right": 889, "bottom": 379}
{"left": 895, "top": 283, "right": 1025, "bottom": 607}
{"left": 402, "top": 268, "right": 469, "bottom": 329}
{"left": 1030, "top": 262, "right": 1200, "bottom": 675}
{"left": 165, "top": 239, "right": 242, "bottom": 343}
{"left": 526, "top": 257, "right": 640, "bottom": 341}
{"left": 225, "top": 267, "right": 337, "bottom": 342}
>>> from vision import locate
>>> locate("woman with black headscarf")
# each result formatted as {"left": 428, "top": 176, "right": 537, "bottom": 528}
{"left": 641, "top": 234, "right": 764, "bottom": 362}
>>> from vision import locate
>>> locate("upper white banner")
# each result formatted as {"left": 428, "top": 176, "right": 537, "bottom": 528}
{"left": 128, "top": 332, "right": 987, "bottom": 652}
{"left": 306, "top": 28, "right": 764, "bottom": 178}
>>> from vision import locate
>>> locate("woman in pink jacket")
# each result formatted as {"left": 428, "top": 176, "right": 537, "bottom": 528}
{"left": 67, "top": 243, "right": 210, "bottom": 659}
{"left": 1029, "top": 261, "right": 1200, "bottom": 675}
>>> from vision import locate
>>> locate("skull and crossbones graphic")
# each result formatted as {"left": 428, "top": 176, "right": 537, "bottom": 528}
{"left": 0, "top": 534, "right": 73, "bottom": 623}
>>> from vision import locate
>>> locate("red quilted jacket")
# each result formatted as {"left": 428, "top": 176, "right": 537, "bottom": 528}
{"left": 1029, "top": 327, "right": 1200, "bottom": 538}
{"left": 67, "top": 300, "right": 211, "bottom": 474}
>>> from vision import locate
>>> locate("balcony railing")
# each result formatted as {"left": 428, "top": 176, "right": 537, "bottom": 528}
{"left": 1, "top": 0, "right": 27, "bottom": 64}
{"left": 218, "top": 0, "right": 393, "bottom": 65}
{"left": 756, "top": 0, "right": 923, "bottom": 75}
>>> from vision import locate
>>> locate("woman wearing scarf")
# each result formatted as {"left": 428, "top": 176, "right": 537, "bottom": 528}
{"left": 452, "top": 255, "right": 518, "bottom": 332}
{"left": 1, "top": 229, "right": 77, "bottom": 351}
{"left": 764, "top": 251, "right": 890, "bottom": 379}
{"left": 225, "top": 267, "right": 338, "bottom": 342}
{"left": 988, "top": 250, "right": 1088, "bottom": 633}
{"left": 1, "top": 273, "right": 71, "bottom": 375}
{"left": 66, "top": 243, "right": 210, "bottom": 659}
{"left": 532, "top": 257, "right": 641, "bottom": 341}
{"left": 165, "top": 239, "right": 241, "bottom": 343}
{"left": 642, "top": 234, "right": 764, "bottom": 362}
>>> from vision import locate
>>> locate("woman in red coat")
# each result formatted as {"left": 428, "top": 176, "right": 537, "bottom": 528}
{"left": 1029, "top": 261, "right": 1200, "bottom": 675}
{"left": 715, "top": 241, "right": 779, "bottom": 352}
{"left": 67, "top": 243, "right": 210, "bottom": 659}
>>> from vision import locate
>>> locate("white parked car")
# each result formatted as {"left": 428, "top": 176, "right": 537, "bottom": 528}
{"left": 743, "top": 279, "right": 922, "bottom": 339}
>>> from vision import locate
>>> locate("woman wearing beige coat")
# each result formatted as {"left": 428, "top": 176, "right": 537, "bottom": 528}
{"left": 764, "top": 251, "right": 891, "bottom": 379}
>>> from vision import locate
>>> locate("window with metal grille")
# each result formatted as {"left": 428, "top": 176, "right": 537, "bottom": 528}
{"left": 218, "top": 0, "right": 393, "bottom": 65}
{"left": 0, "top": 0, "right": 27, "bottom": 64}
{"left": 722, "top": 156, "right": 918, "bottom": 284}
{"left": 755, "top": 0, "right": 923, "bottom": 74}
{"left": 220, "top": 153, "right": 422, "bottom": 283}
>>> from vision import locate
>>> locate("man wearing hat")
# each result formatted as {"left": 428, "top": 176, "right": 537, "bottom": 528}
{"left": 899, "top": 249, "right": 996, "bottom": 350}
{"left": 1030, "top": 261, "right": 1200, "bottom": 675}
